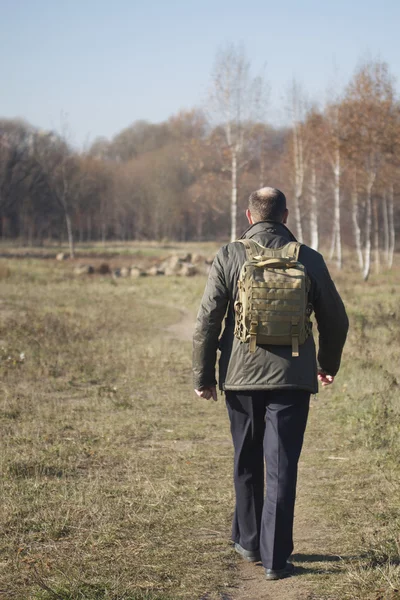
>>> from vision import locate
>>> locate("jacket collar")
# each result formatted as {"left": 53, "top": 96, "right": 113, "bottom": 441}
{"left": 240, "top": 220, "right": 297, "bottom": 242}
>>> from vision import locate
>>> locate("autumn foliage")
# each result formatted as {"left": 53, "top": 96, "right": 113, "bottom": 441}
{"left": 0, "top": 59, "right": 399, "bottom": 277}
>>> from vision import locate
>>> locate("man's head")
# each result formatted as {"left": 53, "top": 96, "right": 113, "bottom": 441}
{"left": 246, "top": 187, "right": 288, "bottom": 225}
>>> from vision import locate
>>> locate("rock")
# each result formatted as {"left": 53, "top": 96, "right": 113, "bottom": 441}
{"left": 147, "top": 266, "right": 165, "bottom": 276}
{"left": 130, "top": 267, "right": 146, "bottom": 277}
{"left": 56, "top": 252, "right": 67, "bottom": 261}
{"left": 191, "top": 253, "right": 205, "bottom": 265}
{"left": 153, "top": 253, "right": 200, "bottom": 277}
{"left": 74, "top": 265, "right": 94, "bottom": 276}
{"left": 120, "top": 267, "right": 130, "bottom": 277}
{"left": 159, "top": 255, "right": 180, "bottom": 273}
{"left": 97, "top": 263, "right": 111, "bottom": 275}
{"left": 162, "top": 255, "right": 196, "bottom": 276}
{"left": 179, "top": 263, "right": 197, "bottom": 277}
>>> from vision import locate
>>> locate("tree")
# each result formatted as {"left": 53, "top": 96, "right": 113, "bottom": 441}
{"left": 325, "top": 101, "right": 345, "bottom": 269}
{"left": 209, "top": 44, "right": 266, "bottom": 241}
{"left": 343, "top": 60, "right": 398, "bottom": 279}
{"left": 288, "top": 81, "right": 308, "bottom": 242}
{"left": 32, "top": 131, "right": 84, "bottom": 258}
{"left": 0, "top": 120, "right": 35, "bottom": 214}
{"left": 304, "top": 109, "right": 326, "bottom": 251}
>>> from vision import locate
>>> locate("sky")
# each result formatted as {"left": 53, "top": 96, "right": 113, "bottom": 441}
{"left": 1, "top": 0, "right": 400, "bottom": 148}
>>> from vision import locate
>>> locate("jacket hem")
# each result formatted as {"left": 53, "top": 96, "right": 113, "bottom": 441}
{"left": 222, "top": 383, "right": 317, "bottom": 393}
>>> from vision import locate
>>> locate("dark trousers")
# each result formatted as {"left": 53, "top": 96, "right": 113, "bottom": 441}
{"left": 225, "top": 389, "right": 310, "bottom": 570}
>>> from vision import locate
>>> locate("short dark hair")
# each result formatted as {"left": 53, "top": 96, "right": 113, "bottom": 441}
{"left": 248, "top": 187, "right": 287, "bottom": 222}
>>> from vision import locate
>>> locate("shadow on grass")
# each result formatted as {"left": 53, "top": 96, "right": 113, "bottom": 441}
{"left": 291, "top": 553, "right": 349, "bottom": 563}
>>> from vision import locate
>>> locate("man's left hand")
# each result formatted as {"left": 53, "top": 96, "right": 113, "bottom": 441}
{"left": 195, "top": 386, "right": 218, "bottom": 401}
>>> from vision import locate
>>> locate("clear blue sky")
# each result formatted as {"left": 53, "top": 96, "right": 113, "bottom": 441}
{"left": 1, "top": 0, "right": 399, "bottom": 147}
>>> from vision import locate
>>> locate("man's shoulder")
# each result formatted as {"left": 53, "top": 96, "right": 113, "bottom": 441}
{"left": 214, "top": 241, "right": 246, "bottom": 263}
{"left": 213, "top": 240, "right": 327, "bottom": 274}
{"left": 298, "top": 244, "right": 326, "bottom": 269}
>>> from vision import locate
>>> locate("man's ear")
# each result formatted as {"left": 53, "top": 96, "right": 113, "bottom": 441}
{"left": 282, "top": 209, "right": 289, "bottom": 224}
{"left": 246, "top": 209, "right": 253, "bottom": 225}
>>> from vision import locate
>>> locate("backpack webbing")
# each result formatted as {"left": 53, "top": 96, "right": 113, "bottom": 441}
{"left": 234, "top": 239, "right": 310, "bottom": 356}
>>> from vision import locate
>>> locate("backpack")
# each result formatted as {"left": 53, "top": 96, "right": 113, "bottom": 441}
{"left": 234, "top": 239, "right": 312, "bottom": 356}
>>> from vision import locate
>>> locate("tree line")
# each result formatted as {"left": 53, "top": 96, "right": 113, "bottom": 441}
{"left": 1, "top": 47, "right": 399, "bottom": 279}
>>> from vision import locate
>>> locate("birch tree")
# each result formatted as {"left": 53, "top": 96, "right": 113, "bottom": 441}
{"left": 304, "top": 109, "right": 326, "bottom": 251}
{"left": 288, "top": 81, "right": 309, "bottom": 242}
{"left": 325, "top": 102, "right": 344, "bottom": 269}
{"left": 350, "top": 169, "right": 364, "bottom": 270}
{"left": 209, "top": 44, "right": 266, "bottom": 241}
{"left": 387, "top": 183, "right": 396, "bottom": 268}
{"left": 343, "top": 60, "right": 398, "bottom": 280}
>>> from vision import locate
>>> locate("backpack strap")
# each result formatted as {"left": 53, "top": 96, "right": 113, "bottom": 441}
{"left": 284, "top": 242, "right": 302, "bottom": 261}
{"left": 237, "top": 239, "right": 264, "bottom": 260}
{"left": 238, "top": 239, "right": 302, "bottom": 262}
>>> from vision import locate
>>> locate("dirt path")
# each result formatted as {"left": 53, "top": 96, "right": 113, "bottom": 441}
{"left": 227, "top": 451, "right": 338, "bottom": 600}
{"left": 164, "top": 306, "right": 195, "bottom": 342}
{"left": 165, "top": 306, "right": 346, "bottom": 600}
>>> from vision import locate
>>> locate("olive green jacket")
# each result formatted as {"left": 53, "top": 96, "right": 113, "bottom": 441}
{"left": 192, "top": 221, "right": 349, "bottom": 394}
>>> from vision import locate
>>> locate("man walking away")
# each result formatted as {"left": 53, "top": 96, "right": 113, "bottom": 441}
{"left": 192, "top": 187, "right": 348, "bottom": 581}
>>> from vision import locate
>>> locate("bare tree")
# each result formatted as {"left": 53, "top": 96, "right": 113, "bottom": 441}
{"left": 304, "top": 109, "right": 326, "bottom": 251}
{"left": 32, "top": 131, "right": 83, "bottom": 258}
{"left": 0, "top": 120, "right": 36, "bottom": 214}
{"left": 350, "top": 170, "right": 364, "bottom": 270}
{"left": 288, "top": 81, "right": 308, "bottom": 242}
{"left": 387, "top": 183, "right": 396, "bottom": 268}
{"left": 325, "top": 102, "right": 344, "bottom": 269}
{"left": 344, "top": 60, "right": 398, "bottom": 280}
{"left": 209, "top": 44, "right": 267, "bottom": 241}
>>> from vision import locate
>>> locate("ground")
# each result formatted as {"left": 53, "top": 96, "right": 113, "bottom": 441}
{"left": 1, "top": 245, "right": 400, "bottom": 600}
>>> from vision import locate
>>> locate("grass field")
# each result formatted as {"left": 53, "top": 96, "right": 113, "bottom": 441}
{"left": 1, "top": 247, "right": 400, "bottom": 600}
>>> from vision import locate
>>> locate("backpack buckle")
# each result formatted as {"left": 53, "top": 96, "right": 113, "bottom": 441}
{"left": 291, "top": 317, "right": 300, "bottom": 357}
{"left": 249, "top": 320, "right": 258, "bottom": 353}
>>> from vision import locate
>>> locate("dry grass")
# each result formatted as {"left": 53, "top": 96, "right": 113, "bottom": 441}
{"left": 0, "top": 252, "right": 400, "bottom": 599}
{"left": 0, "top": 259, "right": 233, "bottom": 599}
{"left": 299, "top": 266, "right": 400, "bottom": 600}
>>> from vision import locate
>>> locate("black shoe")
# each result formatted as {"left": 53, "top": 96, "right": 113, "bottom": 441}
{"left": 265, "top": 562, "right": 295, "bottom": 580}
{"left": 234, "top": 543, "right": 261, "bottom": 562}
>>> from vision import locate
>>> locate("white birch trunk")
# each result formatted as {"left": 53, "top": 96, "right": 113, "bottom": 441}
{"left": 382, "top": 193, "right": 389, "bottom": 265}
{"left": 351, "top": 180, "right": 364, "bottom": 271}
{"left": 363, "top": 174, "right": 375, "bottom": 281}
{"left": 293, "top": 196, "right": 303, "bottom": 242}
{"left": 309, "top": 160, "right": 318, "bottom": 250}
{"left": 230, "top": 149, "right": 238, "bottom": 242}
{"left": 293, "top": 122, "right": 304, "bottom": 242}
{"left": 388, "top": 184, "right": 395, "bottom": 269}
{"left": 329, "top": 148, "right": 341, "bottom": 269}
{"left": 373, "top": 198, "right": 380, "bottom": 274}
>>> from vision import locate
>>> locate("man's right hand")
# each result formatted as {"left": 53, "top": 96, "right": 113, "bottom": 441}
{"left": 318, "top": 372, "right": 334, "bottom": 386}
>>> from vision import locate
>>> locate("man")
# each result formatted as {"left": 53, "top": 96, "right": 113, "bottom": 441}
{"left": 192, "top": 187, "right": 348, "bottom": 580}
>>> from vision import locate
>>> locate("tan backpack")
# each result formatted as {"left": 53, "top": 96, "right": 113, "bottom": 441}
{"left": 234, "top": 239, "right": 311, "bottom": 356}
